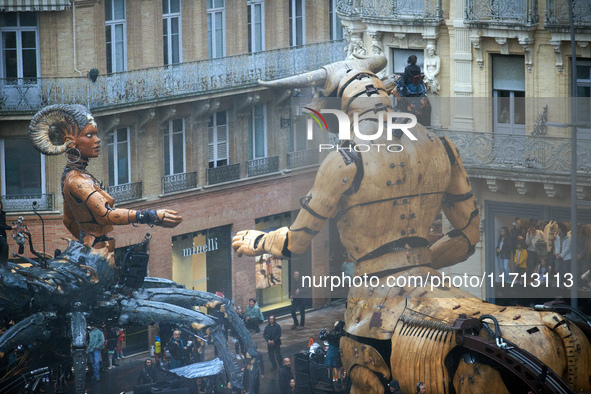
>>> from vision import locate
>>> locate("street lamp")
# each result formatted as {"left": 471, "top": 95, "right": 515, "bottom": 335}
{"left": 545, "top": 0, "right": 587, "bottom": 308}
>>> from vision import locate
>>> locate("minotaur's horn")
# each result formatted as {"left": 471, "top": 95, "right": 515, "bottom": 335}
{"left": 29, "top": 104, "right": 92, "bottom": 156}
{"left": 258, "top": 55, "right": 387, "bottom": 88}
{"left": 258, "top": 68, "right": 328, "bottom": 89}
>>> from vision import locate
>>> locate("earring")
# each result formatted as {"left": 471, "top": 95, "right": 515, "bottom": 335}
{"left": 66, "top": 147, "right": 81, "bottom": 164}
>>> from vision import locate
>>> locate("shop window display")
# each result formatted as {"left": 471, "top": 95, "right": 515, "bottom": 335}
{"left": 254, "top": 213, "right": 294, "bottom": 311}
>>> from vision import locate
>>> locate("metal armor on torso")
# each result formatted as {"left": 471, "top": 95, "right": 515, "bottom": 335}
{"left": 337, "top": 130, "right": 451, "bottom": 266}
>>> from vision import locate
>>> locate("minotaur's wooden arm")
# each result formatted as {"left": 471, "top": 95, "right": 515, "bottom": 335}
{"left": 232, "top": 151, "right": 357, "bottom": 258}
{"left": 430, "top": 137, "right": 480, "bottom": 269}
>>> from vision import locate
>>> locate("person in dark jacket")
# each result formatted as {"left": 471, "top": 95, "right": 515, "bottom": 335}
{"left": 403, "top": 55, "right": 421, "bottom": 86}
{"left": 278, "top": 357, "right": 293, "bottom": 394}
{"left": 319, "top": 320, "right": 345, "bottom": 367}
{"left": 263, "top": 315, "right": 282, "bottom": 370}
{"left": 496, "top": 226, "right": 512, "bottom": 282}
{"left": 137, "top": 359, "right": 158, "bottom": 384}
{"left": 167, "top": 329, "right": 187, "bottom": 369}
{"left": 0, "top": 201, "right": 14, "bottom": 262}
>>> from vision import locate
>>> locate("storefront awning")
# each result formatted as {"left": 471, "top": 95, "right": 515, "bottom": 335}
{"left": 0, "top": 0, "right": 71, "bottom": 12}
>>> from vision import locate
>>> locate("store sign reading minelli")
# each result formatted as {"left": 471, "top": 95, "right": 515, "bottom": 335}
{"left": 183, "top": 238, "right": 219, "bottom": 257}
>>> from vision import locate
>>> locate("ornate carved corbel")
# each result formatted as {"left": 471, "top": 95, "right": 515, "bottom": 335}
{"left": 486, "top": 179, "right": 506, "bottom": 193}
{"left": 276, "top": 89, "right": 293, "bottom": 107}
{"left": 234, "top": 93, "right": 260, "bottom": 115}
{"left": 514, "top": 181, "right": 532, "bottom": 196}
{"left": 495, "top": 38, "right": 509, "bottom": 55}
{"left": 544, "top": 183, "right": 564, "bottom": 199}
{"left": 137, "top": 108, "right": 156, "bottom": 136}
{"left": 159, "top": 106, "right": 176, "bottom": 125}
{"left": 579, "top": 41, "right": 591, "bottom": 58}
{"left": 577, "top": 186, "right": 590, "bottom": 201}
{"left": 549, "top": 39, "right": 564, "bottom": 73}
{"left": 470, "top": 35, "right": 484, "bottom": 69}
{"left": 518, "top": 37, "right": 534, "bottom": 72}
{"left": 101, "top": 115, "right": 120, "bottom": 137}
{"left": 369, "top": 32, "right": 384, "bottom": 56}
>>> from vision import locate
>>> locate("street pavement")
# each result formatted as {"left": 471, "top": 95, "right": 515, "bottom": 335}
{"left": 74, "top": 300, "right": 346, "bottom": 393}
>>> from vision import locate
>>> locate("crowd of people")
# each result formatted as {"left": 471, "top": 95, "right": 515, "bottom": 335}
{"left": 496, "top": 218, "right": 591, "bottom": 289}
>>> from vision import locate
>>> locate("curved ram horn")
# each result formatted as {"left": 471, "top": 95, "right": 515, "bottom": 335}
{"left": 29, "top": 104, "right": 91, "bottom": 156}
{"left": 258, "top": 55, "right": 387, "bottom": 89}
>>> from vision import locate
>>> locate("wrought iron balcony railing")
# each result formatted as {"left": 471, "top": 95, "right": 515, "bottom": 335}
{"left": 207, "top": 164, "right": 241, "bottom": 185}
{"left": 246, "top": 156, "right": 280, "bottom": 177}
{"left": 287, "top": 149, "right": 319, "bottom": 169}
{"left": 0, "top": 193, "right": 54, "bottom": 212}
{"left": 465, "top": 0, "right": 539, "bottom": 28}
{"left": 162, "top": 172, "right": 198, "bottom": 194}
{"left": 0, "top": 40, "right": 345, "bottom": 114}
{"left": 337, "top": 0, "right": 442, "bottom": 22}
{"left": 434, "top": 130, "right": 591, "bottom": 175}
{"left": 545, "top": 0, "right": 591, "bottom": 31}
{"left": 107, "top": 182, "right": 143, "bottom": 203}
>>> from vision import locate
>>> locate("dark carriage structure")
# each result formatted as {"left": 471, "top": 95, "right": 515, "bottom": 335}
{"left": 0, "top": 220, "right": 261, "bottom": 394}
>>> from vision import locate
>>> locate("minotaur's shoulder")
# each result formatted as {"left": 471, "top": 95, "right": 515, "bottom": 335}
{"left": 438, "top": 136, "right": 461, "bottom": 165}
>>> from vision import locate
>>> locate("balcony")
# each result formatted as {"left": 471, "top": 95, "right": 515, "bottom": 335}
{"left": 0, "top": 193, "right": 54, "bottom": 212}
{"left": 162, "top": 172, "right": 198, "bottom": 194}
{"left": 465, "top": 0, "right": 539, "bottom": 29}
{"left": 545, "top": 0, "right": 591, "bottom": 32}
{"left": 287, "top": 149, "right": 319, "bottom": 169}
{"left": 207, "top": 164, "right": 241, "bottom": 185}
{"left": 246, "top": 156, "right": 280, "bottom": 177}
{"left": 107, "top": 182, "right": 143, "bottom": 203}
{"left": 337, "top": 0, "right": 442, "bottom": 24}
{"left": 0, "top": 40, "right": 345, "bottom": 114}
{"left": 434, "top": 130, "right": 591, "bottom": 178}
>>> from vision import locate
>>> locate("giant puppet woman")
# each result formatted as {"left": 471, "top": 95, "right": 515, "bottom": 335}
{"left": 29, "top": 104, "right": 181, "bottom": 251}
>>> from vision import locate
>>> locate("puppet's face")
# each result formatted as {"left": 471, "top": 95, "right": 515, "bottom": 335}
{"left": 74, "top": 123, "right": 101, "bottom": 159}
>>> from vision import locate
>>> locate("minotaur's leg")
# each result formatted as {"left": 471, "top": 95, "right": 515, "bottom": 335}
{"left": 453, "top": 358, "right": 510, "bottom": 394}
{"left": 349, "top": 365, "right": 386, "bottom": 394}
